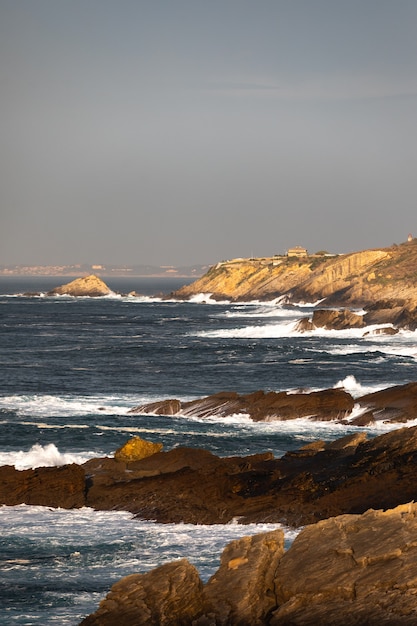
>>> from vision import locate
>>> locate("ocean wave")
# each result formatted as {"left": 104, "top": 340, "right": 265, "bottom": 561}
{"left": 0, "top": 443, "right": 93, "bottom": 470}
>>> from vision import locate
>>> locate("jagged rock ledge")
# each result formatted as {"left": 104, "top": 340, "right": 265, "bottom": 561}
{"left": 129, "top": 381, "right": 417, "bottom": 425}
{"left": 3, "top": 424, "right": 417, "bottom": 526}
{"left": 80, "top": 502, "right": 417, "bottom": 625}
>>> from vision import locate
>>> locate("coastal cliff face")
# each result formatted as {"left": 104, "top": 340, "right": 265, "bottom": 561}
{"left": 173, "top": 241, "right": 417, "bottom": 307}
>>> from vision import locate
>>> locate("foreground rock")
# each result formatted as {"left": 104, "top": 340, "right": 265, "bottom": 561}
{"left": 80, "top": 502, "right": 417, "bottom": 625}
{"left": 47, "top": 275, "right": 112, "bottom": 297}
{"left": 129, "top": 381, "right": 417, "bottom": 425}
{"left": 3, "top": 426, "right": 417, "bottom": 526}
{"left": 80, "top": 559, "right": 204, "bottom": 626}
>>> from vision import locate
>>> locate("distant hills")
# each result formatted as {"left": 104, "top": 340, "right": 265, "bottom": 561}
{"left": 0, "top": 263, "right": 209, "bottom": 278}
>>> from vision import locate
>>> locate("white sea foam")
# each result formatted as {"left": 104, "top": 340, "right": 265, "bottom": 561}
{"left": 222, "top": 304, "right": 307, "bottom": 319}
{"left": 0, "top": 443, "right": 92, "bottom": 470}
{"left": 187, "top": 292, "right": 231, "bottom": 304}
{"left": 333, "top": 374, "right": 387, "bottom": 397}
{"left": 0, "top": 504, "right": 297, "bottom": 576}
{"left": 0, "top": 392, "right": 184, "bottom": 418}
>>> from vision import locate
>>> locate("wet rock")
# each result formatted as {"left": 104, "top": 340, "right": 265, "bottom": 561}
{"left": 47, "top": 275, "right": 111, "bottom": 297}
{"left": 310, "top": 308, "right": 365, "bottom": 330}
{"left": 130, "top": 388, "right": 355, "bottom": 422}
{"left": 357, "top": 381, "right": 417, "bottom": 423}
{"left": 129, "top": 399, "right": 181, "bottom": 415}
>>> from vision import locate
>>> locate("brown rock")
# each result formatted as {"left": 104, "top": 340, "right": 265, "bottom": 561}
{"left": 128, "top": 399, "right": 181, "bottom": 415}
{"left": 47, "top": 275, "right": 111, "bottom": 297}
{"left": 80, "top": 559, "right": 204, "bottom": 626}
{"left": 199, "top": 530, "right": 284, "bottom": 625}
{"left": 271, "top": 503, "right": 417, "bottom": 625}
{"left": 80, "top": 503, "right": 417, "bottom": 626}
{"left": 130, "top": 388, "right": 355, "bottom": 422}
{"left": 310, "top": 308, "right": 365, "bottom": 330}
{"left": 358, "top": 381, "right": 417, "bottom": 422}
{"left": 0, "top": 463, "right": 85, "bottom": 508}
{"left": 114, "top": 437, "right": 163, "bottom": 463}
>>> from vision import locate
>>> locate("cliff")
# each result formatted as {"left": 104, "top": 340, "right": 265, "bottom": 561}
{"left": 172, "top": 240, "right": 417, "bottom": 308}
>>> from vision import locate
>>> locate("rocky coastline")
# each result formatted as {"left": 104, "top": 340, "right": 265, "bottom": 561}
{"left": 2, "top": 404, "right": 417, "bottom": 526}
{"left": 4, "top": 384, "right": 417, "bottom": 623}
{"left": 8, "top": 254, "right": 417, "bottom": 624}
{"left": 81, "top": 502, "right": 417, "bottom": 625}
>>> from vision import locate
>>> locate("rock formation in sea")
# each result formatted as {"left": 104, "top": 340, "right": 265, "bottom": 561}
{"left": 128, "top": 382, "right": 417, "bottom": 425}
{"left": 80, "top": 502, "right": 417, "bottom": 625}
{"left": 3, "top": 424, "right": 417, "bottom": 526}
{"left": 47, "top": 275, "right": 112, "bottom": 297}
{"left": 171, "top": 240, "right": 417, "bottom": 317}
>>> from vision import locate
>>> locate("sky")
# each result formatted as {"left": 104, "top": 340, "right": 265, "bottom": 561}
{"left": 1, "top": 0, "right": 417, "bottom": 267}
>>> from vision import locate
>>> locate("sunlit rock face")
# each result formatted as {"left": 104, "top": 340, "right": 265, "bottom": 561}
{"left": 80, "top": 503, "right": 417, "bottom": 625}
{"left": 47, "top": 275, "right": 111, "bottom": 297}
{"left": 172, "top": 241, "right": 417, "bottom": 312}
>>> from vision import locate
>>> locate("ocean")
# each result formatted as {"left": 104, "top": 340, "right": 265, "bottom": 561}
{"left": 2, "top": 275, "right": 417, "bottom": 625}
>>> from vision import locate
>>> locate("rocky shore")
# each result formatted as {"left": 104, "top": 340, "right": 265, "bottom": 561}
{"left": 4, "top": 383, "right": 417, "bottom": 623}
{"left": 130, "top": 381, "right": 417, "bottom": 426}
{"left": 2, "top": 415, "right": 417, "bottom": 526}
{"left": 80, "top": 502, "right": 417, "bottom": 625}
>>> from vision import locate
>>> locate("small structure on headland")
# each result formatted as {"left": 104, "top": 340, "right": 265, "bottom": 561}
{"left": 287, "top": 245, "right": 308, "bottom": 258}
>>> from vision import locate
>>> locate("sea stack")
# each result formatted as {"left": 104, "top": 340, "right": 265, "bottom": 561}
{"left": 47, "top": 275, "right": 112, "bottom": 297}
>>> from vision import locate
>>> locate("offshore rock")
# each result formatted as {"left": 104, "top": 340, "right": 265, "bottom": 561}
{"left": 80, "top": 559, "right": 204, "bottom": 626}
{"left": 47, "top": 275, "right": 112, "bottom": 297}
{"left": 114, "top": 437, "right": 163, "bottom": 463}
{"left": 80, "top": 503, "right": 417, "bottom": 625}
{"left": 357, "top": 381, "right": 417, "bottom": 423}
{"left": 296, "top": 308, "right": 366, "bottom": 331}
{"left": 130, "top": 382, "right": 417, "bottom": 425}
{"left": 130, "top": 388, "right": 355, "bottom": 422}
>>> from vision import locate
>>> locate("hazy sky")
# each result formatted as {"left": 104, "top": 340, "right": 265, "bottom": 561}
{"left": 1, "top": 1, "right": 417, "bottom": 266}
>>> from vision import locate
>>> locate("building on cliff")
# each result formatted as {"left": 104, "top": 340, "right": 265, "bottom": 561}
{"left": 287, "top": 246, "right": 308, "bottom": 257}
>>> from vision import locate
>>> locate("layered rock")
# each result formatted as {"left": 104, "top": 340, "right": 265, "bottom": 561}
{"left": 0, "top": 463, "right": 85, "bottom": 508}
{"left": 80, "top": 559, "right": 204, "bottom": 626}
{"left": 129, "top": 388, "right": 355, "bottom": 422}
{"left": 47, "top": 275, "right": 112, "bottom": 297}
{"left": 172, "top": 240, "right": 417, "bottom": 311}
{"left": 80, "top": 503, "right": 417, "bottom": 625}
{"left": 4, "top": 424, "right": 417, "bottom": 526}
{"left": 129, "top": 381, "right": 417, "bottom": 425}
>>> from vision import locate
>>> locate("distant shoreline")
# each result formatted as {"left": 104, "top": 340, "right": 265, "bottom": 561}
{"left": 0, "top": 264, "right": 209, "bottom": 279}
